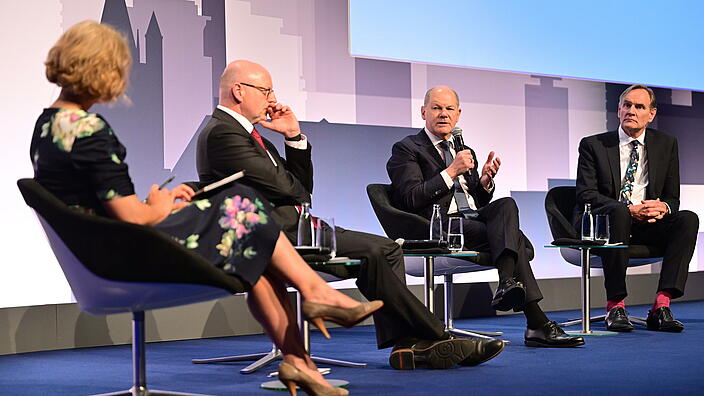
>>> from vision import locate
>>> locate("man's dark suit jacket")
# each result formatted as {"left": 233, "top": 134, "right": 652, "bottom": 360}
{"left": 196, "top": 108, "right": 312, "bottom": 240}
{"left": 386, "top": 129, "right": 492, "bottom": 219}
{"left": 575, "top": 128, "right": 680, "bottom": 221}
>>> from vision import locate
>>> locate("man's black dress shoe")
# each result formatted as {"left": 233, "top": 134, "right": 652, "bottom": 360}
{"left": 458, "top": 337, "right": 505, "bottom": 366}
{"left": 491, "top": 278, "right": 526, "bottom": 311}
{"left": 605, "top": 306, "right": 634, "bottom": 332}
{"left": 524, "top": 321, "right": 585, "bottom": 348}
{"left": 646, "top": 307, "right": 684, "bottom": 332}
{"left": 389, "top": 336, "right": 504, "bottom": 370}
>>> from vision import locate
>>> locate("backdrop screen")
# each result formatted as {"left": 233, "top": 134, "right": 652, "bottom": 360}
{"left": 349, "top": 0, "right": 704, "bottom": 91}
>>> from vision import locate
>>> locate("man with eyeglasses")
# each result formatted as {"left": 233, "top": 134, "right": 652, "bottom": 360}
{"left": 196, "top": 60, "right": 505, "bottom": 370}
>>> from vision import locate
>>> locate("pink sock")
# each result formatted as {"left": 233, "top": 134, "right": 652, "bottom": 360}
{"left": 606, "top": 299, "right": 625, "bottom": 312}
{"left": 652, "top": 291, "right": 672, "bottom": 311}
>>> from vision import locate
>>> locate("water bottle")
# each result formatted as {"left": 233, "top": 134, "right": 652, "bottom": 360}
{"left": 581, "top": 203, "right": 594, "bottom": 241}
{"left": 429, "top": 204, "right": 444, "bottom": 241}
{"left": 297, "top": 202, "right": 314, "bottom": 246}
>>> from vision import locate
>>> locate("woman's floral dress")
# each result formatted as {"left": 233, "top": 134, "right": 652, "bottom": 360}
{"left": 30, "top": 108, "right": 280, "bottom": 286}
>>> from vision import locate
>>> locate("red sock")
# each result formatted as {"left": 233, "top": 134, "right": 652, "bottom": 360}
{"left": 606, "top": 299, "right": 625, "bottom": 312}
{"left": 652, "top": 291, "right": 672, "bottom": 311}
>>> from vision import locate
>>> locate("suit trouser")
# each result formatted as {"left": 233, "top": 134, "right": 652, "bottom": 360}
{"left": 458, "top": 197, "right": 543, "bottom": 307}
{"left": 290, "top": 223, "right": 446, "bottom": 349}
{"left": 587, "top": 202, "right": 698, "bottom": 301}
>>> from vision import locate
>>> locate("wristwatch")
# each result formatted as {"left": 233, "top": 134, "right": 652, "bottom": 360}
{"left": 285, "top": 133, "right": 303, "bottom": 141}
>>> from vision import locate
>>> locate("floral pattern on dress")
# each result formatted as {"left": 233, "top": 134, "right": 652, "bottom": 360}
{"left": 42, "top": 109, "right": 105, "bottom": 152}
{"left": 194, "top": 199, "right": 212, "bottom": 211}
{"left": 103, "top": 189, "right": 123, "bottom": 200}
{"left": 174, "top": 234, "right": 200, "bottom": 249}
{"left": 216, "top": 195, "right": 269, "bottom": 259}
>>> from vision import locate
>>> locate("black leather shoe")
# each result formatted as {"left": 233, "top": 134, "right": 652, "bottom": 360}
{"left": 491, "top": 278, "right": 526, "bottom": 312}
{"left": 458, "top": 337, "right": 506, "bottom": 366}
{"left": 389, "top": 336, "right": 503, "bottom": 370}
{"left": 646, "top": 307, "right": 684, "bottom": 332}
{"left": 605, "top": 307, "right": 634, "bottom": 332}
{"left": 524, "top": 321, "right": 585, "bottom": 348}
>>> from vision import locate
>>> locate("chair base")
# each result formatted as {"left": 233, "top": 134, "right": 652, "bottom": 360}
{"left": 449, "top": 327, "right": 503, "bottom": 338}
{"left": 192, "top": 346, "right": 281, "bottom": 374}
{"left": 560, "top": 314, "right": 647, "bottom": 328}
{"left": 94, "top": 388, "right": 214, "bottom": 396}
{"left": 192, "top": 345, "right": 366, "bottom": 374}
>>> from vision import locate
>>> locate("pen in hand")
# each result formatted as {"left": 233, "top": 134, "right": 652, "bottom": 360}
{"left": 143, "top": 176, "right": 176, "bottom": 203}
{"left": 158, "top": 175, "right": 175, "bottom": 190}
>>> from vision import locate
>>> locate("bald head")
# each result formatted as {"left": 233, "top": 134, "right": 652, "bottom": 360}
{"left": 424, "top": 86, "right": 460, "bottom": 107}
{"left": 219, "top": 60, "right": 271, "bottom": 106}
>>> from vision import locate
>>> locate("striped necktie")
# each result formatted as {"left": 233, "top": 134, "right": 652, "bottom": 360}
{"left": 619, "top": 140, "right": 639, "bottom": 205}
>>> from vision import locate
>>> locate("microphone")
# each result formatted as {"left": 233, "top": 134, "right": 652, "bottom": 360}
{"left": 451, "top": 127, "right": 465, "bottom": 152}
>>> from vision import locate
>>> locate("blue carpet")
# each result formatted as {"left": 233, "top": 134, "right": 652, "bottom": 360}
{"left": 1, "top": 301, "right": 703, "bottom": 395}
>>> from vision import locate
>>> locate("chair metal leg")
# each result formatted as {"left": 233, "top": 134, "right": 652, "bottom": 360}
{"left": 296, "top": 292, "right": 366, "bottom": 368}
{"left": 94, "top": 312, "right": 215, "bottom": 396}
{"left": 192, "top": 289, "right": 367, "bottom": 375}
{"left": 560, "top": 314, "right": 606, "bottom": 327}
{"left": 192, "top": 342, "right": 283, "bottom": 375}
{"left": 443, "top": 274, "right": 502, "bottom": 339}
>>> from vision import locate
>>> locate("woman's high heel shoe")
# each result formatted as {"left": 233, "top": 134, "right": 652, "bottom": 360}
{"left": 301, "top": 300, "right": 383, "bottom": 339}
{"left": 278, "top": 361, "right": 349, "bottom": 396}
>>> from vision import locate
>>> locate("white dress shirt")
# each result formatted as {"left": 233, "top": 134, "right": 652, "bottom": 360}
{"left": 216, "top": 105, "right": 308, "bottom": 167}
{"left": 618, "top": 126, "right": 648, "bottom": 205}
{"left": 424, "top": 128, "right": 479, "bottom": 213}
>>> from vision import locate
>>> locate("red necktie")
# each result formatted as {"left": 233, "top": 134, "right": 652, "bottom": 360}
{"left": 251, "top": 128, "right": 266, "bottom": 150}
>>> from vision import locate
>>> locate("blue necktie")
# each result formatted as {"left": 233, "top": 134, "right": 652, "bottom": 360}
{"left": 619, "top": 141, "right": 639, "bottom": 205}
{"left": 439, "top": 140, "right": 479, "bottom": 219}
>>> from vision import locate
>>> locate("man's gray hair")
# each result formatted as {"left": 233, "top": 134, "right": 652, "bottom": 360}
{"left": 619, "top": 84, "right": 657, "bottom": 109}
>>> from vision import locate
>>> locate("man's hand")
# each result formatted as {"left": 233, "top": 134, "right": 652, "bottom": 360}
{"left": 259, "top": 103, "right": 301, "bottom": 138}
{"left": 629, "top": 198, "right": 668, "bottom": 223}
{"left": 480, "top": 151, "right": 501, "bottom": 189}
{"left": 446, "top": 150, "right": 475, "bottom": 179}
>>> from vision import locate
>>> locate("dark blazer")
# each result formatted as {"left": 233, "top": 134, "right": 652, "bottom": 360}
{"left": 575, "top": 128, "right": 680, "bottom": 219}
{"left": 386, "top": 129, "right": 492, "bottom": 219}
{"left": 196, "top": 108, "right": 313, "bottom": 238}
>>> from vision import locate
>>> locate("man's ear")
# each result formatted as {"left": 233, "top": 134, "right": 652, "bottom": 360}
{"left": 421, "top": 106, "right": 426, "bottom": 120}
{"left": 231, "top": 84, "right": 243, "bottom": 103}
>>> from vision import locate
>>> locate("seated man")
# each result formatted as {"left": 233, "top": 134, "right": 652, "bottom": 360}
{"left": 196, "top": 60, "right": 505, "bottom": 370}
{"left": 575, "top": 84, "right": 699, "bottom": 332}
{"left": 387, "top": 86, "right": 584, "bottom": 348}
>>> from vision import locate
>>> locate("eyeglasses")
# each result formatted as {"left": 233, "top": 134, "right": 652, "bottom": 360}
{"left": 239, "top": 82, "right": 274, "bottom": 99}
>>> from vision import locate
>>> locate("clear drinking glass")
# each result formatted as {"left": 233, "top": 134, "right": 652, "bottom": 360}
{"left": 446, "top": 217, "right": 464, "bottom": 252}
{"left": 315, "top": 217, "right": 336, "bottom": 258}
{"left": 595, "top": 214, "right": 610, "bottom": 244}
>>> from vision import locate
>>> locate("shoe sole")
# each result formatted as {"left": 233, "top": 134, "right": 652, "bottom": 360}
{"left": 389, "top": 339, "right": 474, "bottom": 370}
{"left": 647, "top": 324, "right": 684, "bottom": 333}
{"left": 606, "top": 324, "right": 634, "bottom": 332}
{"left": 524, "top": 338, "right": 585, "bottom": 348}
{"left": 491, "top": 286, "right": 526, "bottom": 312}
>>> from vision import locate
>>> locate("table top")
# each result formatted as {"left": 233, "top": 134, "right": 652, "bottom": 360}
{"left": 403, "top": 250, "right": 480, "bottom": 257}
{"left": 306, "top": 256, "right": 361, "bottom": 266}
{"left": 544, "top": 243, "right": 628, "bottom": 249}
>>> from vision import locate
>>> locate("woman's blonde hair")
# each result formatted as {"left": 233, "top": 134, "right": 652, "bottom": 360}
{"left": 45, "top": 20, "right": 132, "bottom": 102}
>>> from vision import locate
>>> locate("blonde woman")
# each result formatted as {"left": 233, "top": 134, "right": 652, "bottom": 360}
{"left": 32, "top": 20, "right": 380, "bottom": 396}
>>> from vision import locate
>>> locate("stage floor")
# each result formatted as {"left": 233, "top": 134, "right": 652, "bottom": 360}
{"left": 1, "top": 301, "right": 703, "bottom": 395}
